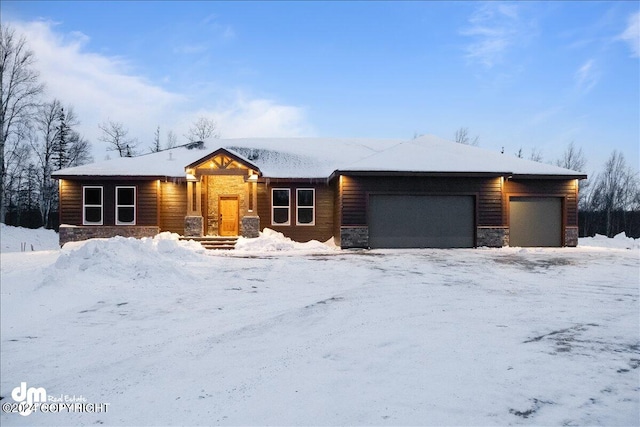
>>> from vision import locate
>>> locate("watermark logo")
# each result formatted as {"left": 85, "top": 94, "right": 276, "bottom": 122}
{"left": 2, "top": 383, "right": 110, "bottom": 417}
{"left": 10, "top": 382, "right": 46, "bottom": 416}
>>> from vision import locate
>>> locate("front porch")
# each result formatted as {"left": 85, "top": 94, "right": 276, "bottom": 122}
{"left": 183, "top": 148, "right": 262, "bottom": 239}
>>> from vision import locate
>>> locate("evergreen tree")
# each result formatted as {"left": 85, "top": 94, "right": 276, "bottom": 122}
{"left": 52, "top": 107, "right": 70, "bottom": 170}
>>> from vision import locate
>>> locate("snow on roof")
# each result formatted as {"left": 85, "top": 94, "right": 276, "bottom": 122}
{"left": 340, "top": 135, "right": 585, "bottom": 177}
{"left": 52, "top": 135, "right": 585, "bottom": 179}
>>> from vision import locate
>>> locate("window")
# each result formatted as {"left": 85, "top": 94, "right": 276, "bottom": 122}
{"left": 83, "top": 186, "right": 103, "bottom": 225}
{"left": 116, "top": 186, "right": 136, "bottom": 225}
{"left": 296, "top": 188, "right": 315, "bottom": 225}
{"left": 272, "top": 188, "right": 290, "bottom": 225}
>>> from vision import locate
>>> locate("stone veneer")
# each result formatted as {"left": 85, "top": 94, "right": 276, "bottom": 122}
{"left": 476, "top": 227, "right": 509, "bottom": 247}
{"left": 340, "top": 226, "right": 369, "bottom": 249}
{"left": 59, "top": 225, "right": 160, "bottom": 246}
{"left": 565, "top": 226, "right": 579, "bottom": 247}
{"left": 241, "top": 216, "right": 260, "bottom": 238}
{"left": 184, "top": 216, "right": 204, "bottom": 237}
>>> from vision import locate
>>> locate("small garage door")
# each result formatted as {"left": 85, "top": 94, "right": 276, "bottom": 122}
{"left": 368, "top": 195, "right": 475, "bottom": 248}
{"left": 510, "top": 197, "right": 562, "bottom": 247}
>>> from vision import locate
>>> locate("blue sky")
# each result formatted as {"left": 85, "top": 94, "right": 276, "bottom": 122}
{"left": 2, "top": 1, "right": 638, "bottom": 174}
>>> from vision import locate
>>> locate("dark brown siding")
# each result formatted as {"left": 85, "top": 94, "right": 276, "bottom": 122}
{"left": 339, "top": 175, "right": 504, "bottom": 227}
{"left": 257, "top": 181, "right": 334, "bottom": 242}
{"left": 505, "top": 179, "right": 578, "bottom": 226}
{"left": 159, "top": 181, "right": 187, "bottom": 234}
{"left": 59, "top": 179, "right": 158, "bottom": 226}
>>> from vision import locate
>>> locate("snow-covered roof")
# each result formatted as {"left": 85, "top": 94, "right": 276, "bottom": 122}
{"left": 52, "top": 135, "right": 586, "bottom": 179}
{"left": 338, "top": 135, "right": 586, "bottom": 177}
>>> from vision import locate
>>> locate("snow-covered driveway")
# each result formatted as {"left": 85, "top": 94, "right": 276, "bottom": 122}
{"left": 1, "top": 233, "right": 638, "bottom": 426}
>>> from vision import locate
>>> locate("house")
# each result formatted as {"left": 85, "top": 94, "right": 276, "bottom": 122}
{"left": 51, "top": 135, "right": 587, "bottom": 248}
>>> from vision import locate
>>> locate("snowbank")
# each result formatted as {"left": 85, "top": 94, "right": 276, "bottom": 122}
{"left": 0, "top": 223, "right": 59, "bottom": 253}
{"left": 579, "top": 232, "right": 639, "bottom": 249}
{"left": 50, "top": 232, "right": 210, "bottom": 286}
{"left": 235, "top": 228, "right": 336, "bottom": 253}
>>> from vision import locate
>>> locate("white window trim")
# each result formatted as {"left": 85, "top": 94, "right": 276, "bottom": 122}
{"left": 296, "top": 188, "right": 315, "bottom": 226}
{"left": 271, "top": 188, "right": 290, "bottom": 226}
{"left": 115, "top": 186, "right": 136, "bottom": 225}
{"left": 83, "top": 186, "right": 103, "bottom": 225}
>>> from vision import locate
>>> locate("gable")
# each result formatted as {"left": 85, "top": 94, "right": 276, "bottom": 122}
{"left": 186, "top": 147, "right": 261, "bottom": 176}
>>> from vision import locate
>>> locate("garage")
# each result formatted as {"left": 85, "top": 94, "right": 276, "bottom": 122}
{"left": 368, "top": 195, "right": 475, "bottom": 248}
{"left": 509, "top": 197, "right": 562, "bottom": 247}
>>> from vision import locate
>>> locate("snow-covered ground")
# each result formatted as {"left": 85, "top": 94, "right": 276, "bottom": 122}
{"left": 1, "top": 226, "right": 638, "bottom": 426}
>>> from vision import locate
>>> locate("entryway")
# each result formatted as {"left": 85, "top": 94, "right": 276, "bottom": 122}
{"left": 219, "top": 195, "right": 239, "bottom": 236}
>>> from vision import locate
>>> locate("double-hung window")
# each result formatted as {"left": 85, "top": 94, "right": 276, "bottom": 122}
{"left": 83, "top": 186, "right": 103, "bottom": 225}
{"left": 272, "top": 188, "right": 290, "bottom": 225}
{"left": 296, "top": 188, "right": 315, "bottom": 225}
{"left": 116, "top": 186, "right": 136, "bottom": 225}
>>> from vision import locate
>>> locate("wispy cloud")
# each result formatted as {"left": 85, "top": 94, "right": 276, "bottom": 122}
{"left": 575, "top": 59, "right": 599, "bottom": 94}
{"left": 461, "top": 3, "right": 535, "bottom": 69}
{"left": 8, "top": 20, "right": 313, "bottom": 157}
{"left": 199, "top": 96, "right": 315, "bottom": 138}
{"left": 618, "top": 11, "right": 640, "bottom": 57}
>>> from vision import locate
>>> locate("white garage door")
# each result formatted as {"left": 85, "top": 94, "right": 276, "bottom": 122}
{"left": 510, "top": 197, "right": 562, "bottom": 247}
{"left": 368, "top": 195, "right": 475, "bottom": 248}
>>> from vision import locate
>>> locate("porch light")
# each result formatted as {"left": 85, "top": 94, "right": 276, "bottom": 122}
{"left": 248, "top": 174, "right": 259, "bottom": 182}
{"left": 186, "top": 173, "right": 197, "bottom": 182}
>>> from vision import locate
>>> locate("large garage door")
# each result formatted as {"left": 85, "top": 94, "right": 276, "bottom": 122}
{"left": 510, "top": 197, "right": 562, "bottom": 247}
{"left": 368, "top": 195, "right": 475, "bottom": 248}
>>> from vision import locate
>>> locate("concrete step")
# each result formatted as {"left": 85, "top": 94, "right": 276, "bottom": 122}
{"left": 180, "top": 236, "right": 239, "bottom": 250}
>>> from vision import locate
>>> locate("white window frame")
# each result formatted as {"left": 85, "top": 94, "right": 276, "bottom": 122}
{"left": 296, "top": 188, "right": 315, "bottom": 226}
{"left": 115, "top": 186, "right": 136, "bottom": 225}
{"left": 271, "top": 188, "right": 290, "bottom": 226}
{"left": 83, "top": 186, "right": 103, "bottom": 225}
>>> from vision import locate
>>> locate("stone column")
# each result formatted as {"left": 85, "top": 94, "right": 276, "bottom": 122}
{"left": 340, "top": 226, "right": 369, "bottom": 249}
{"left": 184, "top": 216, "right": 204, "bottom": 237}
{"left": 565, "top": 227, "right": 579, "bottom": 247}
{"left": 476, "top": 227, "right": 509, "bottom": 247}
{"left": 241, "top": 216, "right": 260, "bottom": 238}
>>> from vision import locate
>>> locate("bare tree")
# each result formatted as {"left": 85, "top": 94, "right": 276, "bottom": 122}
{"left": 556, "top": 141, "right": 586, "bottom": 172}
{"left": 0, "top": 24, "right": 45, "bottom": 223}
{"left": 454, "top": 127, "right": 479, "bottom": 146}
{"left": 556, "top": 141, "right": 589, "bottom": 210}
{"left": 98, "top": 120, "right": 139, "bottom": 157}
{"left": 166, "top": 130, "right": 177, "bottom": 149}
{"left": 31, "top": 99, "right": 59, "bottom": 227}
{"left": 529, "top": 147, "right": 543, "bottom": 163}
{"left": 185, "top": 116, "right": 220, "bottom": 142}
{"left": 66, "top": 132, "right": 92, "bottom": 167}
{"left": 588, "top": 151, "right": 640, "bottom": 236}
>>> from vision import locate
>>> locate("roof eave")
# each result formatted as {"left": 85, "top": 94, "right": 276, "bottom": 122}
{"left": 510, "top": 173, "right": 588, "bottom": 180}
{"left": 331, "top": 170, "right": 510, "bottom": 179}
{"left": 52, "top": 174, "right": 181, "bottom": 181}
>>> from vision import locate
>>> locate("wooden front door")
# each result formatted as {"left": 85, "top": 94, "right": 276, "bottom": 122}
{"left": 219, "top": 196, "right": 239, "bottom": 236}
